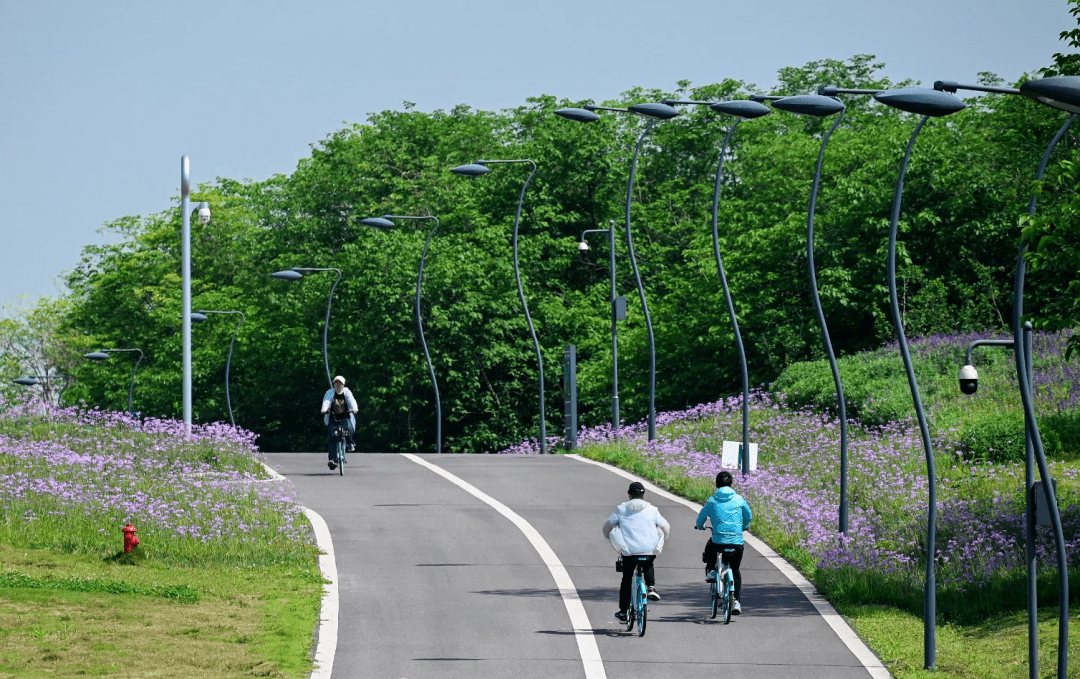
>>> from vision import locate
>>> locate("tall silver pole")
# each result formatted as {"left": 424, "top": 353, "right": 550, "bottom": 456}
{"left": 181, "top": 157, "right": 192, "bottom": 434}
{"left": 609, "top": 220, "right": 619, "bottom": 431}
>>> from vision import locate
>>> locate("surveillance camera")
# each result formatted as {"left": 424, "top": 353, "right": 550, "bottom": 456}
{"left": 959, "top": 364, "right": 978, "bottom": 395}
{"left": 578, "top": 241, "right": 589, "bottom": 252}
{"left": 198, "top": 206, "right": 211, "bottom": 224}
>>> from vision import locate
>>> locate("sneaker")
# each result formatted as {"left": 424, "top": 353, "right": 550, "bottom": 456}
{"left": 614, "top": 610, "right": 628, "bottom": 622}
{"left": 646, "top": 586, "right": 660, "bottom": 601}
{"left": 328, "top": 461, "right": 337, "bottom": 470}
{"left": 347, "top": 443, "right": 356, "bottom": 452}
{"left": 732, "top": 599, "right": 742, "bottom": 615}
{"left": 705, "top": 570, "right": 717, "bottom": 583}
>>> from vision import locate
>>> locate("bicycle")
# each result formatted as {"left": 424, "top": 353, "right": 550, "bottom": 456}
{"left": 328, "top": 419, "right": 349, "bottom": 476}
{"left": 616, "top": 556, "right": 650, "bottom": 636}
{"left": 696, "top": 525, "right": 735, "bottom": 623}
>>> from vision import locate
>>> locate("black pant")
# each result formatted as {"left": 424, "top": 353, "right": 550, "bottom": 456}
{"left": 619, "top": 555, "right": 656, "bottom": 612}
{"left": 703, "top": 540, "right": 744, "bottom": 601}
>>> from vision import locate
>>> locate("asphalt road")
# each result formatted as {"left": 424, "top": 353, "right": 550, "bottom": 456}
{"left": 267, "top": 452, "right": 881, "bottom": 679}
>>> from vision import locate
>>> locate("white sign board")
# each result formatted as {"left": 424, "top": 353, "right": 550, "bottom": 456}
{"left": 721, "top": 440, "right": 758, "bottom": 471}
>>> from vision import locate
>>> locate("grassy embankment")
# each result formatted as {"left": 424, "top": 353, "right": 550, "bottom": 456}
{"left": 566, "top": 330, "right": 1080, "bottom": 678}
{"left": 0, "top": 408, "right": 322, "bottom": 678}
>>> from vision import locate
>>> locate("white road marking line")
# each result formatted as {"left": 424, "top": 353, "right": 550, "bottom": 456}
{"left": 566, "top": 453, "right": 891, "bottom": 679}
{"left": 402, "top": 453, "right": 606, "bottom": 679}
{"left": 303, "top": 506, "right": 339, "bottom": 679}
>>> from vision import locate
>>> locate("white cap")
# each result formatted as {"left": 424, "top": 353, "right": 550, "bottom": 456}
{"left": 333, "top": 375, "right": 346, "bottom": 385}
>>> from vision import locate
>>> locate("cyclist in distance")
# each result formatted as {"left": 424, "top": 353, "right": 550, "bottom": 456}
{"left": 695, "top": 470, "right": 752, "bottom": 615}
{"left": 321, "top": 375, "right": 358, "bottom": 471}
{"left": 602, "top": 481, "right": 671, "bottom": 623}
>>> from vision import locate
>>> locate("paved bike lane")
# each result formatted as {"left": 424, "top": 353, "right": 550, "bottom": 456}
{"left": 267, "top": 452, "right": 589, "bottom": 679}
{"left": 424, "top": 453, "right": 881, "bottom": 679}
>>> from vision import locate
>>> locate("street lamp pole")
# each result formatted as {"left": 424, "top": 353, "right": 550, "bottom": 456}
{"left": 450, "top": 160, "right": 549, "bottom": 452}
{"left": 753, "top": 92, "right": 851, "bottom": 528}
{"left": 361, "top": 215, "right": 443, "bottom": 455}
{"left": 84, "top": 349, "right": 144, "bottom": 413}
{"left": 664, "top": 98, "right": 771, "bottom": 474}
{"left": 557, "top": 102, "right": 679, "bottom": 440}
{"left": 191, "top": 310, "right": 245, "bottom": 426}
{"left": 937, "top": 76, "right": 1078, "bottom": 679}
{"left": 181, "top": 157, "right": 210, "bottom": 435}
{"left": 270, "top": 267, "right": 342, "bottom": 389}
{"left": 871, "top": 86, "right": 966, "bottom": 671}
{"left": 579, "top": 221, "right": 620, "bottom": 430}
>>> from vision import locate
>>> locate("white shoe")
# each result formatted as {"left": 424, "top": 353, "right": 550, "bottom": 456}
{"left": 732, "top": 599, "right": 742, "bottom": 615}
{"left": 647, "top": 586, "right": 660, "bottom": 601}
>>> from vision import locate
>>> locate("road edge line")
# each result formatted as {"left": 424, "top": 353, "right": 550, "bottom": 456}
{"left": 566, "top": 453, "right": 890, "bottom": 679}
{"left": 302, "top": 506, "right": 339, "bottom": 679}
{"left": 402, "top": 453, "right": 607, "bottom": 679}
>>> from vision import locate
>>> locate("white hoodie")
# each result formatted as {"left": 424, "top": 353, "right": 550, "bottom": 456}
{"left": 602, "top": 498, "right": 671, "bottom": 556}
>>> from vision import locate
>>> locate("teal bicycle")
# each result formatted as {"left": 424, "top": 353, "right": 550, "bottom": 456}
{"left": 617, "top": 556, "right": 651, "bottom": 636}
{"left": 328, "top": 419, "right": 349, "bottom": 476}
{"left": 697, "top": 526, "right": 735, "bottom": 623}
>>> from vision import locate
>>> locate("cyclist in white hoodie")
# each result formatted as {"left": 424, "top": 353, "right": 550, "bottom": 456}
{"left": 602, "top": 481, "right": 671, "bottom": 622}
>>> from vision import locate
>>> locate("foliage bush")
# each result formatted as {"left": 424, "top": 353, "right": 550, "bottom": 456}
{"left": 958, "top": 411, "right": 1062, "bottom": 462}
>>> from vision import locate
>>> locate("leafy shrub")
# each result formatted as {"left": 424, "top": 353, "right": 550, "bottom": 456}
{"left": 958, "top": 411, "right": 1062, "bottom": 462}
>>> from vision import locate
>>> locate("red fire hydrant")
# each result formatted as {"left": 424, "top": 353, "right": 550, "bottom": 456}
{"left": 122, "top": 524, "right": 139, "bottom": 553}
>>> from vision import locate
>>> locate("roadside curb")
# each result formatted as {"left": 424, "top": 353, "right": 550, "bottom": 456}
{"left": 566, "top": 453, "right": 891, "bottom": 679}
{"left": 302, "top": 506, "right": 338, "bottom": 679}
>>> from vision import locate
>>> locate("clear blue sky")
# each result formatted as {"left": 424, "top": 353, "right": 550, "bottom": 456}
{"left": 0, "top": 0, "right": 1072, "bottom": 313}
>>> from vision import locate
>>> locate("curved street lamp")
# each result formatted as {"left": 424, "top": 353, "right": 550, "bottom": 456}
{"left": 871, "top": 85, "right": 965, "bottom": 671}
{"left": 270, "top": 267, "right": 342, "bottom": 389}
{"left": 935, "top": 75, "right": 1077, "bottom": 679}
{"left": 664, "top": 97, "right": 770, "bottom": 474}
{"left": 579, "top": 220, "right": 621, "bottom": 431}
{"left": 181, "top": 156, "right": 211, "bottom": 435}
{"left": 191, "top": 310, "right": 245, "bottom": 426}
{"left": 360, "top": 214, "right": 443, "bottom": 455}
{"left": 84, "top": 348, "right": 144, "bottom": 413}
{"left": 752, "top": 92, "right": 851, "bottom": 529}
{"left": 555, "top": 101, "right": 680, "bottom": 440}
{"left": 450, "top": 159, "right": 549, "bottom": 452}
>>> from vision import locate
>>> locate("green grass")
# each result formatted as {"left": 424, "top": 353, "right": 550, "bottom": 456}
{"left": 0, "top": 544, "right": 321, "bottom": 678}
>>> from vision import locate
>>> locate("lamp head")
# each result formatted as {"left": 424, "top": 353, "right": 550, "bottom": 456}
{"left": 1019, "top": 76, "right": 1080, "bottom": 114}
{"left": 772, "top": 94, "right": 845, "bottom": 117}
{"left": 360, "top": 217, "right": 395, "bottom": 229}
{"left": 449, "top": 163, "right": 490, "bottom": 177}
{"left": 874, "top": 87, "right": 966, "bottom": 117}
{"left": 84, "top": 352, "right": 112, "bottom": 361}
{"left": 578, "top": 241, "right": 589, "bottom": 252}
{"left": 270, "top": 270, "right": 304, "bottom": 281}
{"left": 13, "top": 377, "right": 40, "bottom": 386}
{"left": 709, "top": 100, "right": 771, "bottom": 119}
{"left": 554, "top": 107, "right": 601, "bottom": 123}
{"left": 627, "top": 102, "right": 680, "bottom": 120}
{"left": 190, "top": 312, "right": 209, "bottom": 323}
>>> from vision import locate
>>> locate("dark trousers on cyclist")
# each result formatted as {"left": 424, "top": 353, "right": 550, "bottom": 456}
{"left": 326, "top": 415, "right": 355, "bottom": 460}
{"left": 619, "top": 555, "right": 656, "bottom": 612}
{"left": 703, "top": 540, "right": 744, "bottom": 601}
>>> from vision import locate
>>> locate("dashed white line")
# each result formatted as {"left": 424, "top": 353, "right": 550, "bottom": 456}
{"left": 402, "top": 453, "right": 606, "bottom": 679}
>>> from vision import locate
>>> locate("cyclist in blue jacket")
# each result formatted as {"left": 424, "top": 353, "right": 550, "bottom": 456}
{"left": 695, "top": 470, "right": 752, "bottom": 615}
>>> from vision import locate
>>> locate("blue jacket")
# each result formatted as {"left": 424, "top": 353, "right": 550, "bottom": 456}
{"left": 695, "top": 487, "right": 752, "bottom": 545}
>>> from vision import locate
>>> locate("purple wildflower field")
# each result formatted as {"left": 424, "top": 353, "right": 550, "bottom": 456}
{"left": 0, "top": 403, "right": 313, "bottom": 567}
{"left": 502, "top": 332, "right": 1080, "bottom": 604}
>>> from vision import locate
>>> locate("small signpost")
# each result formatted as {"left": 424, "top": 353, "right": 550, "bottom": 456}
{"left": 563, "top": 345, "right": 577, "bottom": 450}
{"left": 721, "top": 441, "right": 758, "bottom": 471}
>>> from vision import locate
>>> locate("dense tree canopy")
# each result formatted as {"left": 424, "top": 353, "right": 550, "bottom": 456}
{"left": 54, "top": 53, "right": 1080, "bottom": 452}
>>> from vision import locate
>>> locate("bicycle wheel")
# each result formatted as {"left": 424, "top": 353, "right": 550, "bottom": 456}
{"left": 722, "top": 572, "right": 733, "bottom": 624}
{"left": 337, "top": 438, "right": 345, "bottom": 476}
{"left": 637, "top": 583, "right": 647, "bottom": 636}
{"left": 710, "top": 581, "right": 718, "bottom": 619}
